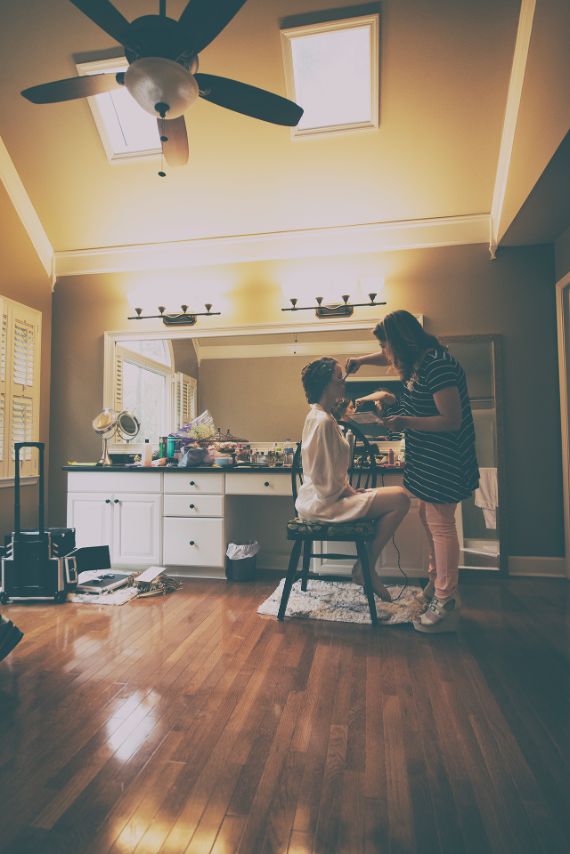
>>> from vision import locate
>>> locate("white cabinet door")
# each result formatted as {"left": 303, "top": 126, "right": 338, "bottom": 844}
{"left": 67, "top": 491, "right": 161, "bottom": 566}
{"left": 112, "top": 493, "right": 162, "bottom": 565}
{"left": 67, "top": 492, "right": 113, "bottom": 549}
{"left": 163, "top": 518, "right": 225, "bottom": 567}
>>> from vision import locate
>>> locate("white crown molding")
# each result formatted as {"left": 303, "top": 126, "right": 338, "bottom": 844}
{"left": 197, "top": 339, "right": 382, "bottom": 361}
{"left": 556, "top": 272, "right": 570, "bottom": 580}
{"left": 489, "top": 0, "right": 536, "bottom": 257}
{"left": 53, "top": 214, "right": 490, "bottom": 278}
{"left": 0, "top": 135, "right": 54, "bottom": 282}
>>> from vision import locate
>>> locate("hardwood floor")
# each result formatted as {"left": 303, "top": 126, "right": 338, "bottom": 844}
{"left": 0, "top": 576, "right": 568, "bottom": 853}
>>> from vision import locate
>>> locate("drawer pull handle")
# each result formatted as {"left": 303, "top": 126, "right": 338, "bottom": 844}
{"left": 264, "top": 481, "right": 270, "bottom": 487}
{"left": 189, "top": 540, "right": 196, "bottom": 546}
{"left": 105, "top": 498, "right": 111, "bottom": 504}
{"left": 114, "top": 499, "right": 120, "bottom": 504}
{"left": 189, "top": 504, "right": 196, "bottom": 509}
{"left": 189, "top": 480, "right": 196, "bottom": 486}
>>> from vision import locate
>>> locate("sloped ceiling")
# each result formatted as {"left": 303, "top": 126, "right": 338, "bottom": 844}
{"left": 0, "top": 0, "right": 522, "bottom": 257}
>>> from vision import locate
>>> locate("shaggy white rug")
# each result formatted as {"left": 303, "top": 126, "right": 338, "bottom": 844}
{"left": 257, "top": 578, "right": 424, "bottom": 625}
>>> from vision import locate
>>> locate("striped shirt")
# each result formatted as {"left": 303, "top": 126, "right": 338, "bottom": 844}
{"left": 396, "top": 348, "right": 479, "bottom": 504}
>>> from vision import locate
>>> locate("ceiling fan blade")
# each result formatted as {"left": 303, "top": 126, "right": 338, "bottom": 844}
{"left": 195, "top": 74, "right": 303, "bottom": 126}
{"left": 69, "top": 0, "right": 131, "bottom": 46}
{"left": 158, "top": 115, "right": 189, "bottom": 166}
{"left": 178, "top": 0, "right": 247, "bottom": 55}
{"left": 21, "top": 73, "right": 122, "bottom": 104}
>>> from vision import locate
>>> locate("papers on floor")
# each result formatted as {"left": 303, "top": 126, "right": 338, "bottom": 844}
{"left": 68, "top": 587, "right": 140, "bottom": 606}
{"left": 69, "top": 566, "right": 175, "bottom": 605}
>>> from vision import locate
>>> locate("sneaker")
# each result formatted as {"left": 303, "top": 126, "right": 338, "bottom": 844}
{"left": 352, "top": 561, "right": 392, "bottom": 602}
{"left": 0, "top": 619, "right": 24, "bottom": 661}
{"left": 415, "top": 580, "right": 435, "bottom": 606}
{"left": 413, "top": 596, "right": 459, "bottom": 634}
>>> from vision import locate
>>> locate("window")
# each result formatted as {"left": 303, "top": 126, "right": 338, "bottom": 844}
{"left": 113, "top": 340, "right": 196, "bottom": 446}
{"left": 281, "top": 13, "right": 379, "bottom": 137}
{"left": 76, "top": 57, "right": 161, "bottom": 162}
{"left": 0, "top": 297, "right": 42, "bottom": 479}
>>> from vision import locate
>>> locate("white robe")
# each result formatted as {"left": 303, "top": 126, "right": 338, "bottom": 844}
{"left": 295, "top": 405, "right": 376, "bottom": 522}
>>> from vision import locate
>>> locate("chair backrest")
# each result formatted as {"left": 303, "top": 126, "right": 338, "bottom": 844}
{"left": 291, "top": 442, "right": 303, "bottom": 503}
{"left": 290, "top": 424, "right": 377, "bottom": 504}
{"left": 339, "top": 421, "right": 378, "bottom": 489}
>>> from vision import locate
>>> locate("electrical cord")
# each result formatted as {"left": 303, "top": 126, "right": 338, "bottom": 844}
{"left": 379, "top": 469, "right": 409, "bottom": 601}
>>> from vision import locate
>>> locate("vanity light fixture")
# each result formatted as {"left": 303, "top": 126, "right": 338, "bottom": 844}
{"left": 282, "top": 293, "right": 386, "bottom": 318}
{"left": 128, "top": 304, "right": 221, "bottom": 326}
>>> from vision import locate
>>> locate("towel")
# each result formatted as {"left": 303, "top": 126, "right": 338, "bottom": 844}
{"left": 474, "top": 467, "right": 498, "bottom": 529}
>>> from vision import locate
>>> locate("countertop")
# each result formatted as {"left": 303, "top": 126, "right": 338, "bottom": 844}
{"left": 64, "top": 464, "right": 405, "bottom": 474}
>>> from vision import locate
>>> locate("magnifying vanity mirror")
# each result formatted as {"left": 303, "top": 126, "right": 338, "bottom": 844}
{"left": 92, "top": 408, "right": 140, "bottom": 465}
{"left": 103, "top": 325, "right": 505, "bottom": 573}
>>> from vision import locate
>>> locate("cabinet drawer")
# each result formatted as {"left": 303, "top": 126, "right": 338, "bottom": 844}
{"left": 67, "top": 471, "right": 161, "bottom": 493}
{"left": 163, "top": 472, "right": 224, "bottom": 494}
{"left": 225, "top": 472, "right": 292, "bottom": 497}
{"left": 164, "top": 494, "right": 224, "bottom": 517}
{"left": 163, "top": 518, "right": 225, "bottom": 567}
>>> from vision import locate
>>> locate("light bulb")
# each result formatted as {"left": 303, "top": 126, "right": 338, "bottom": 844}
{"left": 125, "top": 57, "right": 199, "bottom": 118}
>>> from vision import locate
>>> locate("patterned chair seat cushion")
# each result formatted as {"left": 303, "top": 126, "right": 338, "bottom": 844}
{"left": 287, "top": 516, "right": 377, "bottom": 541}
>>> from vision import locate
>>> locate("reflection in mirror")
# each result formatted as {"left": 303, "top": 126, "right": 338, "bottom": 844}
{"left": 116, "top": 411, "right": 141, "bottom": 441}
{"left": 105, "top": 327, "right": 503, "bottom": 572}
{"left": 445, "top": 337, "right": 501, "bottom": 573}
{"left": 113, "top": 338, "right": 197, "bottom": 443}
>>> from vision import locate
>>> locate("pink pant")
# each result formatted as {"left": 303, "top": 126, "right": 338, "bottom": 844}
{"left": 418, "top": 501, "right": 459, "bottom": 599}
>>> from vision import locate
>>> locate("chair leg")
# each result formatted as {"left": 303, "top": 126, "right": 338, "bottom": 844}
{"left": 356, "top": 540, "right": 378, "bottom": 626}
{"left": 278, "top": 539, "right": 303, "bottom": 621}
{"left": 301, "top": 538, "right": 312, "bottom": 591}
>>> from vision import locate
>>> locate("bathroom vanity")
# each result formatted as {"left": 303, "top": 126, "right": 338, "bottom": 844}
{"left": 65, "top": 463, "right": 431, "bottom": 579}
{"left": 69, "top": 323, "right": 504, "bottom": 577}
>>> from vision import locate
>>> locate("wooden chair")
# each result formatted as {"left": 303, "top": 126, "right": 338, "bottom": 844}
{"left": 278, "top": 426, "right": 380, "bottom": 625}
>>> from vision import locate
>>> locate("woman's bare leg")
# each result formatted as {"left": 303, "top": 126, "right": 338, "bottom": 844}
{"left": 352, "top": 487, "right": 410, "bottom": 600}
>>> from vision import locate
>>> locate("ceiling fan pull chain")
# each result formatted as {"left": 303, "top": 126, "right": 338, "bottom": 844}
{"left": 158, "top": 116, "right": 167, "bottom": 177}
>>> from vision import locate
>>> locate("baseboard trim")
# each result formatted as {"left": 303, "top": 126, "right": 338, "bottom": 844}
{"left": 508, "top": 556, "right": 567, "bottom": 578}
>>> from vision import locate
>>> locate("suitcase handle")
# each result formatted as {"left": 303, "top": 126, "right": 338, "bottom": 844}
{"left": 14, "top": 442, "right": 45, "bottom": 534}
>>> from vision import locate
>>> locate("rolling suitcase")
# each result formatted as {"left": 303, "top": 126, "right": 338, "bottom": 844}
{"left": 1, "top": 442, "right": 76, "bottom": 603}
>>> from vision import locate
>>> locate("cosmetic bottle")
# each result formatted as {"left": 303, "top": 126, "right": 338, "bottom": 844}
{"left": 142, "top": 439, "right": 153, "bottom": 466}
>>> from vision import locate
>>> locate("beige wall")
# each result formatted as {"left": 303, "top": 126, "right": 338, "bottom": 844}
{"left": 49, "top": 242, "right": 562, "bottom": 560}
{"left": 200, "top": 352, "right": 351, "bottom": 443}
{"left": 0, "top": 184, "right": 52, "bottom": 542}
{"left": 499, "top": 0, "right": 570, "bottom": 240}
{"left": 171, "top": 339, "right": 199, "bottom": 378}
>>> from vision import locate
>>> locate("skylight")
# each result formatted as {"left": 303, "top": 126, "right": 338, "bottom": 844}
{"left": 76, "top": 58, "right": 161, "bottom": 161}
{"left": 281, "top": 14, "right": 379, "bottom": 137}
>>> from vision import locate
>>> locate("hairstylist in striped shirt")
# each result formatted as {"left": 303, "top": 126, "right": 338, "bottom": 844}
{"left": 346, "top": 311, "right": 479, "bottom": 634}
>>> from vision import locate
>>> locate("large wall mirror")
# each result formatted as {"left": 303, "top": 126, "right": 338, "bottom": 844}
{"left": 103, "top": 325, "right": 505, "bottom": 573}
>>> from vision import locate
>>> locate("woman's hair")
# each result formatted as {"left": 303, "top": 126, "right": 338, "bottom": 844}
{"left": 373, "top": 310, "right": 441, "bottom": 382}
{"left": 331, "top": 398, "right": 351, "bottom": 421}
{"left": 301, "top": 357, "right": 338, "bottom": 403}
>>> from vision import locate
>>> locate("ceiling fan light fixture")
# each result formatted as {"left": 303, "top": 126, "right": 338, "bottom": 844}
{"left": 125, "top": 57, "right": 198, "bottom": 118}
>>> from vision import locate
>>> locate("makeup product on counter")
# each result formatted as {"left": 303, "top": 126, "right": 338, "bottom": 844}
{"left": 142, "top": 439, "right": 153, "bottom": 466}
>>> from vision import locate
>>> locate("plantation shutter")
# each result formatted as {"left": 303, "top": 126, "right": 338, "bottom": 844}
{"left": 0, "top": 298, "right": 41, "bottom": 478}
{"left": 114, "top": 348, "right": 124, "bottom": 412}
{"left": 0, "top": 300, "right": 7, "bottom": 466}
{"left": 172, "top": 373, "right": 197, "bottom": 431}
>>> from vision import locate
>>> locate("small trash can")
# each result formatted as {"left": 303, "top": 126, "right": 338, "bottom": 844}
{"left": 226, "top": 541, "right": 260, "bottom": 581}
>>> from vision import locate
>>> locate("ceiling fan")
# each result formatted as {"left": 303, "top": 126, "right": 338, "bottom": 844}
{"left": 21, "top": 0, "right": 304, "bottom": 167}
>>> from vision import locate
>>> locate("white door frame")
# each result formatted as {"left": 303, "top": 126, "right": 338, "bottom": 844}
{"left": 556, "top": 272, "right": 570, "bottom": 580}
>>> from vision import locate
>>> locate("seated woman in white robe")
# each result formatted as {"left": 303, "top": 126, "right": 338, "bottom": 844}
{"left": 296, "top": 357, "right": 410, "bottom": 601}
